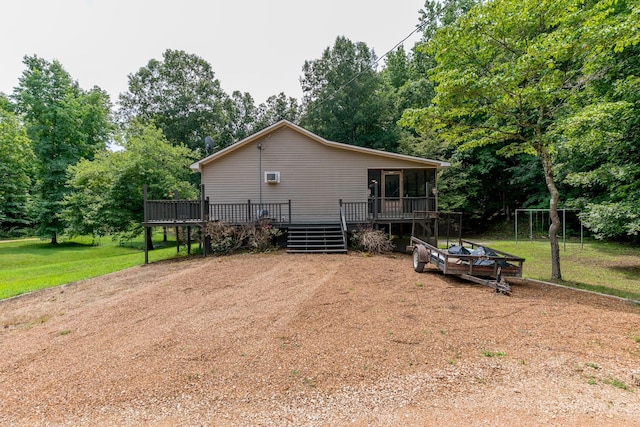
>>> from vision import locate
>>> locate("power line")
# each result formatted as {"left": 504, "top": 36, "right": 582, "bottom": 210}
{"left": 375, "top": 21, "right": 428, "bottom": 68}
{"left": 307, "top": 22, "right": 427, "bottom": 107}
{"left": 306, "top": 0, "right": 463, "bottom": 108}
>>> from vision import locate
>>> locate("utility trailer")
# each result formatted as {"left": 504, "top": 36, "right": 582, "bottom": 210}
{"left": 407, "top": 212, "right": 525, "bottom": 294}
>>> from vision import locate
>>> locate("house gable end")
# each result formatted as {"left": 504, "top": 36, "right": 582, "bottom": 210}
{"left": 190, "top": 120, "right": 450, "bottom": 172}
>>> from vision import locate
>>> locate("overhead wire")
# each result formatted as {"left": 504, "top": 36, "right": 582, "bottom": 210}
{"left": 308, "top": 0, "right": 462, "bottom": 108}
{"left": 308, "top": 21, "right": 427, "bottom": 107}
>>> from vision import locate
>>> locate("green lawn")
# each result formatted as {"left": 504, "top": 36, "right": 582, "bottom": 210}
{"left": 480, "top": 239, "right": 640, "bottom": 301}
{"left": 2, "top": 234, "right": 639, "bottom": 302}
{"left": 0, "top": 234, "right": 188, "bottom": 300}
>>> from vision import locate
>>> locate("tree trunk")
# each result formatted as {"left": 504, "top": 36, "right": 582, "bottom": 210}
{"left": 538, "top": 146, "right": 562, "bottom": 280}
{"left": 51, "top": 231, "right": 58, "bottom": 245}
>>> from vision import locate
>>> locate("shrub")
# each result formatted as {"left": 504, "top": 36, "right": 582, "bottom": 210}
{"left": 247, "top": 220, "right": 282, "bottom": 252}
{"left": 351, "top": 226, "right": 394, "bottom": 253}
{"left": 204, "top": 222, "right": 244, "bottom": 254}
{"left": 204, "top": 220, "right": 281, "bottom": 255}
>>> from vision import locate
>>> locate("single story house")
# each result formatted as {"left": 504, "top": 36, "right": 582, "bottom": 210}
{"left": 190, "top": 120, "right": 448, "bottom": 222}
{"left": 144, "top": 120, "right": 449, "bottom": 254}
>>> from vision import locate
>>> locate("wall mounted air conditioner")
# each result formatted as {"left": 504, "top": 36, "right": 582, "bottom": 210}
{"left": 265, "top": 171, "right": 280, "bottom": 183}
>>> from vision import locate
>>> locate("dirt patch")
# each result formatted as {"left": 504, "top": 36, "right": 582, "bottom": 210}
{"left": 1, "top": 252, "right": 639, "bottom": 426}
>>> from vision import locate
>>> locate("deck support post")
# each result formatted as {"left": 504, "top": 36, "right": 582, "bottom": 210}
{"left": 187, "top": 226, "right": 191, "bottom": 254}
{"left": 200, "top": 185, "right": 207, "bottom": 257}
{"left": 144, "top": 228, "right": 148, "bottom": 265}
{"left": 143, "top": 185, "right": 149, "bottom": 264}
{"left": 174, "top": 190, "right": 180, "bottom": 254}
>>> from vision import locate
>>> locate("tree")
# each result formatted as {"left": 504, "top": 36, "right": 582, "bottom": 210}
{"left": 0, "top": 104, "right": 34, "bottom": 233}
{"left": 380, "top": 46, "right": 436, "bottom": 129}
{"left": 63, "top": 121, "right": 197, "bottom": 241}
{"left": 254, "top": 92, "right": 301, "bottom": 130}
{"left": 554, "top": 1, "right": 640, "bottom": 241}
{"left": 12, "top": 55, "right": 113, "bottom": 243}
{"left": 300, "top": 36, "right": 397, "bottom": 151}
{"left": 401, "top": 0, "right": 639, "bottom": 279}
{"left": 219, "top": 91, "right": 257, "bottom": 147}
{"left": 418, "top": 0, "right": 479, "bottom": 42}
{"left": 118, "top": 49, "right": 228, "bottom": 154}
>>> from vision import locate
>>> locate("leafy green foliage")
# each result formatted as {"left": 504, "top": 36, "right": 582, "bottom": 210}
{"left": 254, "top": 93, "right": 301, "bottom": 130}
{"left": 12, "top": 55, "right": 113, "bottom": 243}
{"left": 118, "top": 49, "right": 228, "bottom": 154}
{"left": 400, "top": 0, "right": 640, "bottom": 275}
{"left": 2, "top": 3, "right": 638, "bottom": 248}
{"left": 219, "top": 91, "right": 258, "bottom": 146}
{"left": 579, "top": 203, "right": 640, "bottom": 241}
{"left": 300, "top": 36, "right": 398, "bottom": 151}
{"left": 63, "top": 122, "right": 197, "bottom": 239}
{"left": 555, "top": 38, "right": 640, "bottom": 241}
{"left": 0, "top": 106, "right": 34, "bottom": 233}
{"left": 217, "top": 91, "right": 300, "bottom": 145}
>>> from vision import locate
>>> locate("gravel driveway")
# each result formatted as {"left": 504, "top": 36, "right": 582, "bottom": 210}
{"left": 1, "top": 252, "right": 639, "bottom": 426}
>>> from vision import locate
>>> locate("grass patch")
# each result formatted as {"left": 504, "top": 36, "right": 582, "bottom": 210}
{"left": 603, "top": 377, "right": 631, "bottom": 391}
{"left": 481, "top": 350, "right": 506, "bottom": 357}
{"left": 0, "top": 233, "right": 186, "bottom": 300}
{"left": 481, "top": 239, "right": 640, "bottom": 301}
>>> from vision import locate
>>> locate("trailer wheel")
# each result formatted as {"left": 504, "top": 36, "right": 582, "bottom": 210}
{"left": 413, "top": 246, "right": 426, "bottom": 273}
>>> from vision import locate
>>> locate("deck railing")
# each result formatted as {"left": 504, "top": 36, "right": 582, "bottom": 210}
{"left": 144, "top": 199, "right": 292, "bottom": 225}
{"left": 145, "top": 200, "right": 204, "bottom": 223}
{"left": 343, "top": 197, "right": 435, "bottom": 223}
{"left": 373, "top": 197, "right": 436, "bottom": 220}
{"left": 342, "top": 201, "right": 369, "bottom": 223}
{"left": 144, "top": 196, "right": 433, "bottom": 225}
{"left": 209, "top": 201, "right": 291, "bottom": 224}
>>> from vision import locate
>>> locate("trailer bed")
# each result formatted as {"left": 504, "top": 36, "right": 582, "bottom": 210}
{"left": 408, "top": 237, "right": 525, "bottom": 293}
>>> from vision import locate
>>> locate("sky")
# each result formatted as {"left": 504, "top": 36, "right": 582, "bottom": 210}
{"left": 1, "top": 0, "right": 426, "bottom": 105}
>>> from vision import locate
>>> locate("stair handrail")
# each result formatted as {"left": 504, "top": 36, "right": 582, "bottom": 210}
{"left": 339, "top": 199, "right": 348, "bottom": 249}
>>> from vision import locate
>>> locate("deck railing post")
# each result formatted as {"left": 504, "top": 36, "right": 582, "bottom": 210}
{"left": 374, "top": 181, "right": 378, "bottom": 221}
{"left": 143, "top": 185, "right": 148, "bottom": 223}
{"left": 288, "top": 200, "right": 292, "bottom": 225}
{"left": 248, "top": 200, "right": 252, "bottom": 223}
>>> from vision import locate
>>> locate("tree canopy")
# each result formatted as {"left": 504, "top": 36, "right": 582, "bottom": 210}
{"left": 12, "top": 55, "right": 113, "bottom": 243}
{"left": 63, "top": 121, "right": 197, "bottom": 239}
{"left": 118, "top": 49, "right": 228, "bottom": 154}
{"left": 1, "top": 1, "right": 639, "bottom": 253}
{"left": 401, "top": 0, "right": 640, "bottom": 276}
{"left": 300, "top": 36, "right": 398, "bottom": 151}
{"left": 0, "top": 104, "right": 34, "bottom": 231}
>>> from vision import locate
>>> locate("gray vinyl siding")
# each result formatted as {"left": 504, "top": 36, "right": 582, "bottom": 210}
{"left": 201, "top": 127, "right": 437, "bottom": 223}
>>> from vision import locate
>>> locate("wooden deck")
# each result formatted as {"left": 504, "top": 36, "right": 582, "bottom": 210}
{"left": 144, "top": 197, "right": 435, "bottom": 227}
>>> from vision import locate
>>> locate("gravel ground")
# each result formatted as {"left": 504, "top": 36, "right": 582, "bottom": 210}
{"left": 1, "top": 252, "right": 639, "bottom": 426}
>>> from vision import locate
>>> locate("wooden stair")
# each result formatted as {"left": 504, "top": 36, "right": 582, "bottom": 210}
{"left": 286, "top": 224, "right": 347, "bottom": 254}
